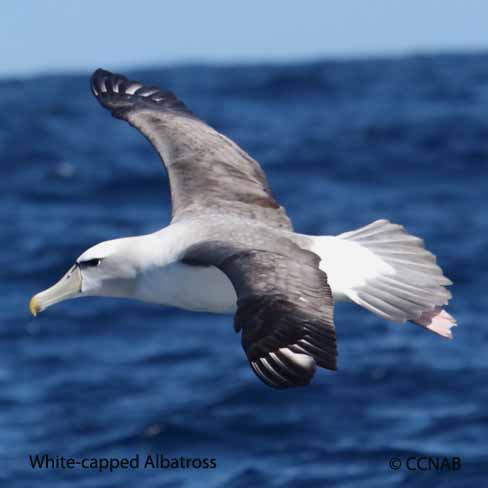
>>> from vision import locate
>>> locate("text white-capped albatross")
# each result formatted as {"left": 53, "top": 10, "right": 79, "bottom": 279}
{"left": 29, "top": 69, "right": 457, "bottom": 389}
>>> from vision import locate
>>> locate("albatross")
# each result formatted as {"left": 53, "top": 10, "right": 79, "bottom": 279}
{"left": 29, "top": 69, "right": 457, "bottom": 389}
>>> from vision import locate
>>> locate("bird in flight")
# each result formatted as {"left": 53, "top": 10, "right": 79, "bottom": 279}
{"left": 29, "top": 69, "right": 456, "bottom": 389}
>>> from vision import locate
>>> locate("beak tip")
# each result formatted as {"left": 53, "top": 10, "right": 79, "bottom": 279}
{"left": 28, "top": 265, "right": 82, "bottom": 317}
{"left": 29, "top": 296, "right": 39, "bottom": 317}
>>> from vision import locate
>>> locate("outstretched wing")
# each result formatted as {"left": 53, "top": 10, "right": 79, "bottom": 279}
{"left": 184, "top": 237, "right": 337, "bottom": 389}
{"left": 90, "top": 69, "right": 292, "bottom": 230}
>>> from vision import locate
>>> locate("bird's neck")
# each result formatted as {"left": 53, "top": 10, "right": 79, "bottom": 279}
{"left": 130, "top": 225, "right": 237, "bottom": 312}
{"left": 132, "top": 224, "right": 188, "bottom": 269}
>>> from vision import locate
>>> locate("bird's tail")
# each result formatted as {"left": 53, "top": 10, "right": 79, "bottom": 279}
{"left": 310, "top": 219, "right": 457, "bottom": 338}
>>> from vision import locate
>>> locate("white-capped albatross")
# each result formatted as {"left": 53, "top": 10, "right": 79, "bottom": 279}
{"left": 29, "top": 69, "right": 456, "bottom": 389}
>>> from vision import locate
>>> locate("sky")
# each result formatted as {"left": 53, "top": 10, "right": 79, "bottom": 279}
{"left": 1, "top": 0, "right": 487, "bottom": 77}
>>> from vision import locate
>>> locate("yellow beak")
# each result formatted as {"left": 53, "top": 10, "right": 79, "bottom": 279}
{"left": 29, "top": 295, "right": 40, "bottom": 316}
{"left": 29, "top": 265, "right": 82, "bottom": 316}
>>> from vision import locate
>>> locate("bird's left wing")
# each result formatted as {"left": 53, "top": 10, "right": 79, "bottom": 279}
{"left": 90, "top": 69, "right": 292, "bottom": 230}
{"left": 184, "top": 237, "right": 337, "bottom": 389}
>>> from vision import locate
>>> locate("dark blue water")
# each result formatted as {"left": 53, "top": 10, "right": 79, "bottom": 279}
{"left": 2, "top": 53, "right": 487, "bottom": 487}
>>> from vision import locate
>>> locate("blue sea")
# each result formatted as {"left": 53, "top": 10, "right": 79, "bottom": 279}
{"left": 2, "top": 53, "right": 487, "bottom": 487}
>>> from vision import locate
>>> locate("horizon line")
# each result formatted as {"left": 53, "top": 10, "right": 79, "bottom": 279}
{"left": 1, "top": 45, "right": 487, "bottom": 81}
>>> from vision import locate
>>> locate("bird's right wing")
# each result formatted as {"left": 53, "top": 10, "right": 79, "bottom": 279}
{"left": 90, "top": 69, "right": 292, "bottom": 230}
{"left": 184, "top": 237, "right": 337, "bottom": 389}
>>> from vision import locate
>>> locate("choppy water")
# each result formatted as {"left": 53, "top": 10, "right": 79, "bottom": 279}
{"left": 2, "top": 53, "right": 488, "bottom": 487}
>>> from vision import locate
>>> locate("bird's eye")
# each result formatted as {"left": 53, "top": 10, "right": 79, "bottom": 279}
{"left": 80, "top": 258, "right": 101, "bottom": 268}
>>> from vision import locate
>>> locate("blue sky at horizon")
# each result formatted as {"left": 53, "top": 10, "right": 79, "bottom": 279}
{"left": 2, "top": 0, "right": 487, "bottom": 78}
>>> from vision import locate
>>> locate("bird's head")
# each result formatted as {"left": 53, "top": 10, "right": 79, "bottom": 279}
{"left": 29, "top": 238, "right": 141, "bottom": 316}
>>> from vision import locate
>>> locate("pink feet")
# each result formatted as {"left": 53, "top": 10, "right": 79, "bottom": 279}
{"left": 412, "top": 307, "right": 457, "bottom": 339}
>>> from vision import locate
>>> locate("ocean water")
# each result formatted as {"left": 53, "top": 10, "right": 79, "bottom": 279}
{"left": 1, "top": 53, "right": 487, "bottom": 487}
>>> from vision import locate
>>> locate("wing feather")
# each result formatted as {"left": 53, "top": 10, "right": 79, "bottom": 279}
{"left": 90, "top": 68, "right": 292, "bottom": 230}
{"left": 184, "top": 237, "right": 337, "bottom": 389}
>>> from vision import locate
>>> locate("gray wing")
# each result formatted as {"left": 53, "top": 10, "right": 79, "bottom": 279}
{"left": 90, "top": 69, "right": 292, "bottom": 230}
{"left": 184, "top": 237, "right": 337, "bottom": 389}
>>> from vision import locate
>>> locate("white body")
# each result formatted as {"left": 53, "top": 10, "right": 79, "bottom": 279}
{"left": 134, "top": 234, "right": 372, "bottom": 313}
{"left": 34, "top": 219, "right": 454, "bottom": 339}
{"left": 137, "top": 260, "right": 237, "bottom": 313}
{"left": 130, "top": 219, "right": 456, "bottom": 339}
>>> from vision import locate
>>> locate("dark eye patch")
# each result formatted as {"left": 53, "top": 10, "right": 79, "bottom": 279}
{"left": 79, "top": 258, "right": 102, "bottom": 268}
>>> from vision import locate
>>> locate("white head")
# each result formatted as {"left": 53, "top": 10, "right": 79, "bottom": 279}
{"left": 29, "top": 236, "right": 148, "bottom": 316}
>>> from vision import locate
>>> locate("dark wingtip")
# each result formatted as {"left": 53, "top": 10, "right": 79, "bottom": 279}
{"left": 90, "top": 68, "right": 112, "bottom": 97}
{"left": 89, "top": 68, "right": 193, "bottom": 119}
